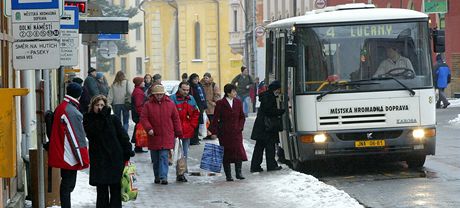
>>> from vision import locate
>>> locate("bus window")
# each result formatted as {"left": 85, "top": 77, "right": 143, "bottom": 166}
{"left": 295, "top": 21, "right": 432, "bottom": 94}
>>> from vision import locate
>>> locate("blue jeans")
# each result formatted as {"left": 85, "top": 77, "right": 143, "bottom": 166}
{"left": 113, "top": 104, "right": 129, "bottom": 132}
{"left": 181, "top": 139, "right": 190, "bottom": 160}
{"left": 150, "top": 150, "right": 169, "bottom": 180}
{"left": 238, "top": 96, "right": 250, "bottom": 116}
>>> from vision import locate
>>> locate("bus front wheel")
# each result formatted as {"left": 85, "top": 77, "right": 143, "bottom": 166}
{"left": 290, "top": 159, "right": 312, "bottom": 172}
{"left": 406, "top": 155, "right": 426, "bottom": 169}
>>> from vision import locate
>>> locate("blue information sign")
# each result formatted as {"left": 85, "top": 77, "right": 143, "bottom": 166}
{"left": 98, "top": 34, "right": 122, "bottom": 41}
{"left": 11, "top": 0, "right": 60, "bottom": 10}
{"left": 61, "top": 6, "right": 79, "bottom": 29}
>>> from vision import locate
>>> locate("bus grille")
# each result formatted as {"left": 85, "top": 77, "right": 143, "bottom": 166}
{"left": 335, "top": 130, "right": 404, "bottom": 141}
{"left": 319, "top": 113, "right": 386, "bottom": 126}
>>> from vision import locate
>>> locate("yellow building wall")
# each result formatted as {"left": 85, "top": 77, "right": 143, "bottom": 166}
{"left": 144, "top": 0, "right": 243, "bottom": 88}
{"left": 177, "top": 0, "right": 243, "bottom": 88}
{"left": 144, "top": 2, "right": 177, "bottom": 80}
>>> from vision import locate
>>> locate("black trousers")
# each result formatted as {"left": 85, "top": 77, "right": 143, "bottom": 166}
{"left": 251, "top": 138, "right": 278, "bottom": 170}
{"left": 190, "top": 112, "right": 204, "bottom": 144}
{"left": 60, "top": 169, "right": 77, "bottom": 208}
{"left": 96, "top": 183, "right": 122, "bottom": 208}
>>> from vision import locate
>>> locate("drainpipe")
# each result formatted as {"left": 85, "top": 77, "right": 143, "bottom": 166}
{"left": 35, "top": 70, "right": 45, "bottom": 208}
{"left": 213, "top": 0, "right": 221, "bottom": 88}
{"left": 139, "top": 0, "right": 148, "bottom": 74}
{"left": 20, "top": 70, "right": 35, "bottom": 163}
{"left": 167, "top": 0, "right": 180, "bottom": 80}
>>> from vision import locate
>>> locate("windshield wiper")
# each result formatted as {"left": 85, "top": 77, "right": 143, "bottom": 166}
{"left": 316, "top": 81, "right": 378, "bottom": 101}
{"left": 370, "top": 77, "right": 415, "bottom": 96}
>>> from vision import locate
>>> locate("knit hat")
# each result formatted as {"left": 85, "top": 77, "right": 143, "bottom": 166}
{"left": 88, "top": 67, "right": 96, "bottom": 74}
{"left": 66, "top": 83, "right": 83, "bottom": 99}
{"left": 269, "top": 80, "right": 281, "bottom": 91}
{"left": 72, "top": 77, "right": 83, "bottom": 85}
{"left": 133, "top": 77, "right": 144, "bottom": 86}
{"left": 151, "top": 85, "right": 166, "bottom": 94}
{"left": 96, "top": 72, "right": 103, "bottom": 79}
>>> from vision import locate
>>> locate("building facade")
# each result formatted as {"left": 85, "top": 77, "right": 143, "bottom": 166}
{"left": 142, "top": 0, "right": 243, "bottom": 88}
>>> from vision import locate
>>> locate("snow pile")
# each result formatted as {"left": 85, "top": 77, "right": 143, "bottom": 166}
{"left": 264, "top": 170, "right": 362, "bottom": 208}
{"left": 448, "top": 114, "right": 460, "bottom": 125}
{"left": 448, "top": 98, "right": 460, "bottom": 108}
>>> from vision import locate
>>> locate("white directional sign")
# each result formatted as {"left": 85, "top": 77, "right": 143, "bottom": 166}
{"left": 12, "top": 9, "right": 60, "bottom": 41}
{"left": 11, "top": 0, "right": 62, "bottom": 70}
{"left": 60, "top": 6, "right": 79, "bottom": 66}
{"left": 60, "top": 47, "right": 78, "bottom": 66}
{"left": 13, "top": 40, "right": 60, "bottom": 69}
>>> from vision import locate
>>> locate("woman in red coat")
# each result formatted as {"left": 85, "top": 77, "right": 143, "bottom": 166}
{"left": 210, "top": 84, "right": 247, "bottom": 181}
{"left": 140, "top": 85, "right": 183, "bottom": 185}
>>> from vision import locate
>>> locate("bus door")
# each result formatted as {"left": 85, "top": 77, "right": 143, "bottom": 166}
{"left": 277, "top": 31, "right": 297, "bottom": 161}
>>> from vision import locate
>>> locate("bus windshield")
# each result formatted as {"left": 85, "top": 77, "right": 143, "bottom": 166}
{"left": 295, "top": 21, "right": 432, "bottom": 93}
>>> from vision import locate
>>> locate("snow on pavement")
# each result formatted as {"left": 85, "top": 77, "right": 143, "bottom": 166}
{"left": 47, "top": 116, "right": 363, "bottom": 208}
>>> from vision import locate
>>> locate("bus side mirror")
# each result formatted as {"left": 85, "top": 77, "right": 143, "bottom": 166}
{"left": 285, "top": 44, "right": 297, "bottom": 67}
{"left": 433, "top": 30, "right": 445, "bottom": 53}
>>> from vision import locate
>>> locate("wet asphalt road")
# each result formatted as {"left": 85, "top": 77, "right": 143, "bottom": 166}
{"left": 315, "top": 107, "right": 460, "bottom": 208}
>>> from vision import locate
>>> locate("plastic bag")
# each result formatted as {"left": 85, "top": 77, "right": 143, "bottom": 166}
{"left": 175, "top": 139, "right": 187, "bottom": 176}
{"left": 200, "top": 143, "right": 224, "bottom": 173}
{"left": 199, "top": 112, "right": 208, "bottom": 137}
{"left": 121, "top": 162, "right": 138, "bottom": 202}
{"left": 135, "top": 124, "right": 148, "bottom": 147}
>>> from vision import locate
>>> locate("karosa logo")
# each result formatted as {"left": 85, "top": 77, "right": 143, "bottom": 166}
{"left": 396, "top": 118, "right": 417, "bottom": 124}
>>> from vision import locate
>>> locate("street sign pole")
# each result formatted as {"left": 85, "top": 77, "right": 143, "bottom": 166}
{"left": 10, "top": 1, "right": 61, "bottom": 207}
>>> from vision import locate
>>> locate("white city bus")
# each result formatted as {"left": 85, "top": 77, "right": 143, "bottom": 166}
{"left": 265, "top": 3, "right": 440, "bottom": 170}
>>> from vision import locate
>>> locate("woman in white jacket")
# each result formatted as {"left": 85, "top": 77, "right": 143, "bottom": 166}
{"left": 108, "top": 71, "right": 132, "bottom": 131}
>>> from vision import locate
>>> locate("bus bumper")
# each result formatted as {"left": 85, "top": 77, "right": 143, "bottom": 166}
{"left": 297, "top": 132, "right": 436, "bottom": 162}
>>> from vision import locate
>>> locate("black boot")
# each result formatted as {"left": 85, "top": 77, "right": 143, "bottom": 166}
{"left": 235, "top": 162, "right": 245, "bottom": 180}
{"left": 223, "top": 163, "right": 233, "bottom": 181}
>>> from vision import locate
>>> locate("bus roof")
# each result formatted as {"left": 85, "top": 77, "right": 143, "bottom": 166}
{"left": 267, "top": 4, "right": 428, "bottom": 29}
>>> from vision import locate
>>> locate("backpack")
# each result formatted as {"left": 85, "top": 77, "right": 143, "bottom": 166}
{"left": 131, "top": 95, "right": 140, "bottom": 123}
{"left": 79, "top": 85, "right": 91, "bottom": 113}
{"left": 43, "top": 110, "right": 54, "bottom": 151}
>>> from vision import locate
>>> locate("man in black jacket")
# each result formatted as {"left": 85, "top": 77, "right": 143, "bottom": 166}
{"left": 250, "top": 81, "right": 285, "bottom": 172}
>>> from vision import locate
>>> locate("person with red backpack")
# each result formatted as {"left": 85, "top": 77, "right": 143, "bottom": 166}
{"left": 170, "top": 82, "right": 200, "bottom": 182}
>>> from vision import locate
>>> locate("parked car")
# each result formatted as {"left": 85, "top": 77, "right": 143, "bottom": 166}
{"left": 162, "top": 80, "right": 180, "bottom": 96}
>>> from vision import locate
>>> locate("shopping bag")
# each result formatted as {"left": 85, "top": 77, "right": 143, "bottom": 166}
{"left": 121, "top": 162, "right": 138, "bottom": 202}
{"left": 199, "top": 112, "right": 208, "bottom": 137}
{"left": 175, "top": 140, "right": 187, "bottom": 176}
{"left": 200, "top": 143, "right": 224, "bottom": 173}
{"left": 135, "top": 124, "right": 148, "bottom": 147}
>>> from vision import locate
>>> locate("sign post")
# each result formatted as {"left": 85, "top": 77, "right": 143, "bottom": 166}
{"left": 60, "top": 6, "right": 80, "bottom": 66}
{"left": 423, "top": 0, "right": 448, "bottom": 14}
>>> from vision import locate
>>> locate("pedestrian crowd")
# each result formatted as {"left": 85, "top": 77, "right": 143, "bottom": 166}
{"left": 48, "top": 66, "right": 284, "bottom": 208}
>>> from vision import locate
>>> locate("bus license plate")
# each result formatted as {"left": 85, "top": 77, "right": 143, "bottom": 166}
{"left": 355, "top": 140, "right": 385, "bottom": 148}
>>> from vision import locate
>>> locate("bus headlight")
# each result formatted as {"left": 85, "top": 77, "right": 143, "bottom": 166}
{"left": 412, "top": 129, "right": 425, "bottom": 139}
{"left": 314, "top": 134, "right": 327, "bottom": 143}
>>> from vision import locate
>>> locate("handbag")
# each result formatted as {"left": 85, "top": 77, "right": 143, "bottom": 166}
{"left": 264, "top": 115, "right": 282, "bottom": 132}
{"left": 200, "top": 143, "right": 224, "bottom": 173}
{"left": 175, "top": 140, "right": 187, "bottom": 176}
{"left": 135, "top": 124, "right": 148, "bottom": 147}
{"left": 121, "top": 162, "right": 138, "bottom": 202}
{"left": 124, "top": 81, "right": 132, "bottom": 109}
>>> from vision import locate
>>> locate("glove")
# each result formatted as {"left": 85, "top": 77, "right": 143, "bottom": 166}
{"left": 124, "top": 150, "right": 135, "bottom": 161}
